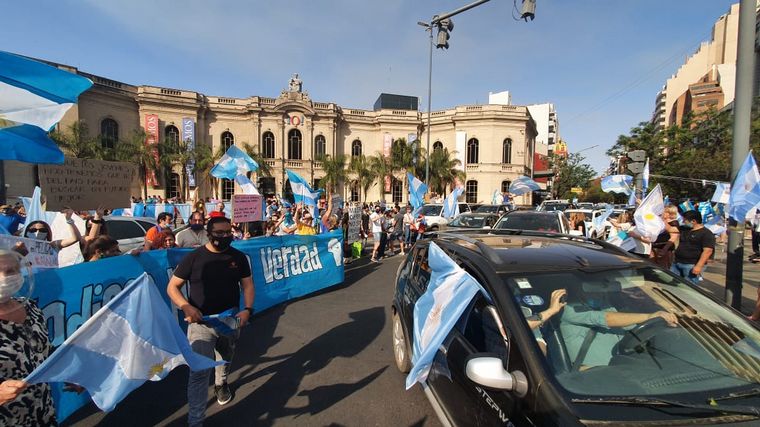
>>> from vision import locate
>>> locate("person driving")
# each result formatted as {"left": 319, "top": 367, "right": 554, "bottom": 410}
{"left": 560, "top": 281, "right": 677, "bottom": 368}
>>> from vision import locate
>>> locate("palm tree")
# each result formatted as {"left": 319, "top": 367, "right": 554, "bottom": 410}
{"left": 390, "top": 138, "right": 426, "bottom": 202}
{"left": 50, "top": 121, "right": 102, "bottom": 159}
{"left": 114, "top": 129, "right": 158, "bottom": 199}
{"left": 241, "top": 142, "right": 273, "bottom": 177}
{"left": 369, "top": 153, "right": 393, "bottom": 201}
{"left": 192, "top": 143, "right": 226, "bottom": 200}
{"left": 317, "top": 154, "right": 348, "bottom": 193}
{"left": 349, "top": 154, "right": 376, "bottom": 203}
{"left": 426, "top": 147, "right": 465, "bottom": 195}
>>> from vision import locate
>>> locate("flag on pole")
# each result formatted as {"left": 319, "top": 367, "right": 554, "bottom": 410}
{"left": 642, "top": 158, "right": 650, "bottom": 196}
{"left": 728, "top": 151, "right": 760, "bottom": 221}
{"left": 234, "top": 174, "right": 259, "bottom": 195}
{"left": 286, "top": 169, "right": 321, "bottom": 209}
{"left": 679, "top": 200, "right": 696, "bottom": 213}
{"left": 601, "top": 175, "right": 633, "bottom": 195}
{"left": 442, "top": 186, "right": 464, "bottom": 219}
{"left": 627, "top": 190, "right": 637, "bottom": 207}
{"left": 711, "top": 182, "right": 730, "bottom": 204}
{"left": 210, "top": 145, "right": 259, "bottom": 180}
{"left": 633, "top": 184, "right": 665, "bottom": 241}
{"left": 491, "top": 189, "right": 504, "bottom": 205}
{"left": 592, "top": 205, "right": 613, "bottom": 236}
{"left": 508, "top": 176, "right": 540, "bottom": 196}
{"left": 407, "top": 173, "right": 428, "bottom": 209}
{"left": 406, "top": 242, "right": 482, "bottom": 389}
{"left": 24, "top": 273, "right": 220, "bottom": 412}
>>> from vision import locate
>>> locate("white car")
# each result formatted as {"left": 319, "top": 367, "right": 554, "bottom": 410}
{"left": 103, "top": 216, "right": 158, "bottom": 252}
{"left": 418, "top": 203, "right": 471, "bottom": 231}
{"left": 493, "top": 210, "right": 581, "bottom": 236}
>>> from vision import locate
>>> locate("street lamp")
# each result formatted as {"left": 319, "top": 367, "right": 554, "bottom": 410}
{"left": 419, "top": 0, "right": 537, "bottom": 186}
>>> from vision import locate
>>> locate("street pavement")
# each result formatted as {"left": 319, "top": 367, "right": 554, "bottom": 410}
{"left": 66, "top": 255, "right": 440, "bottom": 427}
{"left": 699, "top": 240, "right": 759, "bottom": 316}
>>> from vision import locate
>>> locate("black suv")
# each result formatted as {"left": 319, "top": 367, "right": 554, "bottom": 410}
{"left": 392, "top": 230, "right": 760, "bottom": 426}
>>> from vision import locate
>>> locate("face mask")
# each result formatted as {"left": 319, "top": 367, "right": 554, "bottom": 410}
{"left": 211, "top": 235, "right": 233, "bottom": 251}
{"left": 190, "top": 223, "right": 204, "bottom": 231}
{"left": 683, "top": 222, "right": 694, "bottom": 229}
{"left": 27, "top": 230, "right": 48, "bottom": 241}
{"left": 0, "top": 274, "right": 24, "bottom": 303}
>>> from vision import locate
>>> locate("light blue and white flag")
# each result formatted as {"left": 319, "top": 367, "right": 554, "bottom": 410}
{"left": 679, "top": 200, "right": 695, "bottom": 213}
{"left": 442, "top": 186, "right": 464, "bottom": 219}
{"left": 407, "top": 173, "right": 428, "bottom": 209}
{"left": 406, "top": 242, "right": 482, "bottom": 389}
{"left": 491, "top": 189, "right": 504, "bottom": 205}
{"left": 729, "top": 152, "right": 760, "bottom": 221}
{"left": 633, "top": 184, "right": 665, "bottom": 241}
{"left": 235, "top": 174, "right": 260, "bottom": 195}
{"left": 592, "top": 205, "right": 613, "bottom": 235}
{"left": 627, "top": 191, "right": 637, "bottom": 207}
{"left": 24, "top": 273, "right": 220, "bottom": 412}
{"left": 663, "top": 195, "right": 670, "bottom": 206}
{"left": 509, "top": 176, "right": 540, "bottom": 196}
{"left": 210, "top": 145, "right": 259, "bottom": 180}
{"left": 711, "top": 182, "right": 730, "bottom": 204}
{"left": 287, "top": 169, "right": 321, "bottom": 209}
{"left": 601, "top": 175, "right": 633, "bottom": 195}
{"left": 642, "top": 158, "right": 650, "bottom": 194}
{"left": 21, "top": 186, "right": 44, "bottom": 227}
{"left": 174, "top": 203, "right": 192, "bottom": 224}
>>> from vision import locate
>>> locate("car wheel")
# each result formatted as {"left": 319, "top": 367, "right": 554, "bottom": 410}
{"left": 392, "top": 310, "right": 412, "bottom": 373}
{"left": 429, "top": 225, "right": 438, "bottom": 231}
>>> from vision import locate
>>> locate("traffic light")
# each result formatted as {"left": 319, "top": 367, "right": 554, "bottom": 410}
{"left": 626, "top": 150, "right": 646, "bottom": 174}
{"left": 521, "top": 0, "right": 536, "bottom": 21}
{"left": 436, "top": 18, "right": 454, "bottom": 49}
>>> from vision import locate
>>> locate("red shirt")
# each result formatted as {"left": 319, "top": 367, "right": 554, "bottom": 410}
{"left": 209, "top": 211, "right": 225, "bottom": 218}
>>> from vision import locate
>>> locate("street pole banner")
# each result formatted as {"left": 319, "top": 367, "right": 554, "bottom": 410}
{"left": 347, "top": 206, "right": 362, "bottom": 243}
{"left": 0, "top": 235, "right": 58, "bottom": 268}
{"left": 27, "top": 231, "right": 345, "bottom": 421}
{"left": 182, "top": 118, "right": 196, "bottom": 187}
{"left": 144, "top": 114, "right": 160, "bottom": 187}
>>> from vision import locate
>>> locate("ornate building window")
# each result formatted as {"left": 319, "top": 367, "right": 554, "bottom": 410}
{"left": 433, "top": 141, "right": 443, "bottom": 153}
{"left": 100, "top": 118, "right": 118, "bottom": 149}
{"left": 168, "top": 173, "right": 181, "bottom": 199}
{"left": 466, "top": 180, "right": 478, "bottom": 203}
{"left": 501, "top": 180, "right": 511, "bottom": 194}
{"left": 351, "top": 139, "right": 362, "bottom": 157}
{"left": 288, "top": 129, "right": 302, "bottom": 160}
{"left": 314, "top": 135, "right": 326, "bottom": 158}
{"left": 166, "top": 125, "right": 180, "bottom": 145}
{"left": 392, "top": 178, "right": 403, "bottom": 204}
{"left": 350, "top": 181, "right": 360, "bottom": 203}
{"left": 221, "top": 131, "right": 234, "bottom": 150}
{"left": 502, "top": 138, "right": 512, "bottom": 164}
{"left": 262, "top": 131, "right": 275, "bottom": 158}
{"left": 467, "top": 138, "right": 479, "bottom": 164}
{"left": 220, "top": 131, "right": 235, "bottom": 199}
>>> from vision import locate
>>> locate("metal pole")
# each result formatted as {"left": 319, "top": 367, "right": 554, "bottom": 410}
{"left": 725, "top": 0, "right": 757, "bottom": 309}
{"left": 425, "top": 26, "right": 433, "bottom": 187}
{"left": 432, "top": 0, "right": 492, "bottom": 24}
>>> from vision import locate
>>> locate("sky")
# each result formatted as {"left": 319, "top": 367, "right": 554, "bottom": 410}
{"left": 2, "top": 0, "right": 740, "bottom": 174}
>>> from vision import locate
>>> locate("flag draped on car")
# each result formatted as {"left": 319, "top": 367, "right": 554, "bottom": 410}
{"left": 592, "top": 205, "right": 613, "bottom": 236}
{"left": 728, "top": 151, "right": 760, "bottom": 221}
{"left": 24, "top": 273, "right": 220, "bottom": 412}
{"left": 508, "top": 176, "right": 540, "bottom": 196}
{"left": 406, "top": 243, "right": 482, "bottom": 389}
{"left": 601, "top": 175, "right": 633, "bottom": 195}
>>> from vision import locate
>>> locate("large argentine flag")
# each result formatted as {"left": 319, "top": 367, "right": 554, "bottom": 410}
{"left": 442, "top": 186, "right": 463, "bottom": 219}
{"left": 406, "top": 243, "right": 482, "bottom": 389}
{"left": 408, "top": 173, "right": 428, "bottom": 209}
{"left": 509, "top": 176, "right": 540, "bottom": 196}
{"left": 633, "top": 184, "right": 665, "bottom": 241}
{"left": 601, "top": 175, "right": 633, "bottom": 195}
{"left": 25, "top": 273, "right": 220, "bottom": 412}
{"left": 287, "top": 169, "right": 321, "bottom": 208}
{"left": 729, "top": 151, "right": 760, "bottom": 221}
{"left": 210, "top": 145, "right": 259, "bottom": 180}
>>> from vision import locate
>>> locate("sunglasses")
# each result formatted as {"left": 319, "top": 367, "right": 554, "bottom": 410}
{"left": 210, "top": 230, "right": 233, "bottom": 237}
{"left": 29, "top": 227, "right": 46, "bottom": 232}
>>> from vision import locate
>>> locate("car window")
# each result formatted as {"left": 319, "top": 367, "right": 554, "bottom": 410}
{"left": 495, "top": 214, "right": 560, "bottom": 232}
{"left": 136, "top": 220, "right": 155, "bottom": 232}
{"left": 410, "top": 245, "right": 431, "bottom": 292}
{"left": 420, "top": 205, "right": 442, "bottom": 216}
{"left": 458, "top": 203, "right": 470, "bottom": 213}
{"left": 461, "top": 296, "right": 508, "bottom": 359}
{"left": 106, "top": 220, "right": 146, "bottom": 240}
{"left": 450, "top": 216, "right": 485, "bottom": 228}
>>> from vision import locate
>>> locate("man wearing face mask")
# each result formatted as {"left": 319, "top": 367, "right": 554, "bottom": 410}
{"left": 144, "top": 212, "right": 173, "bottom": 250}
{"left": 166, "top": 217, "right": 254, "bottom": 427}
{"left": 672, "top": 210, "right": 715, "bottom": 283}
{"left": 176, "top": 211, "right": 209, "bottom": 248}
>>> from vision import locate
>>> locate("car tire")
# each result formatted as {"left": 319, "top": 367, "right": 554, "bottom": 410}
{"left": 392, "top": 310, "right": 412, "bottom": 373}
{"left": 429, "top": 225, "right": 438, "bottom": 231}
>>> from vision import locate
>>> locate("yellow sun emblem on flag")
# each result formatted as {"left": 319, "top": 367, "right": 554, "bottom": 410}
{"left": 644, "top": 213, "right": 656, "bottom": 221}
{"left": 148, "top": 357, "right": 170, "bottom": 377}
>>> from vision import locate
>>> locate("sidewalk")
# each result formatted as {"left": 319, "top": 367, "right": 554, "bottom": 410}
{"left": 698, "top": 240, "right": 758, "bottom": 315}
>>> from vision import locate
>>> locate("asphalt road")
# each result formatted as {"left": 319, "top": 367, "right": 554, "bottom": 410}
{"left": 66, "top": 255, "right": 441, "bottom": 427}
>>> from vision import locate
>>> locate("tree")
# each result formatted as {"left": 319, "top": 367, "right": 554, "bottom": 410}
{"left": 425, "top": 148, "right": 465, "bottom": 195}
{"left": 241, "top": 142, "right": 273, "bottom": 178}
{"left": 192, "top": 144, "right": 227, "bottom": 200}
{"left": 369, "top": 153, "right": 394, "bottom": 200}
{"left": 316, "top": 153, "right": 348, "bottom": 193}
{"left": 50, "top": 121, "right": 102, "bottom": 159}
{"left": 551, "top": 153, "right": 596, "bottom": 199}
{"left": 114, "top": 129, "right": 158, "bottom": 199}
{"left": 349, "top": 154, "right": 376, "bottom": 203}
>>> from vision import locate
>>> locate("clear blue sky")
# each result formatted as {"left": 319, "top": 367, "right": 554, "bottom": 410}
{"left": 2, "top": 0, "right": 739, "bottom": 174}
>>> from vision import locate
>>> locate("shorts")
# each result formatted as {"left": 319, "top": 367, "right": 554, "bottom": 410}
{"left": 391, "top": 231, "right": 403, "bottom": 240}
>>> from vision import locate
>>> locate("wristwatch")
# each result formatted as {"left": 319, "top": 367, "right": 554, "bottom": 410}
{"left": 244, "top": 307, "right": 254, "bottom": 316}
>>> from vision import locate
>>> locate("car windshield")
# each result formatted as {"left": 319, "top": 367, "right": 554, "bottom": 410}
{"left": 449, "top": 216, "right": 487, "bottom": 228}
{"left": 542, "top": 203, "right": 569, "bottom": 212}
{"left": 476, "top": 205, "right": 499, "bottom": 213}
{"left": 494, "top": 214, "right": 560, "bottom": 232}
{"left": 505, "top": 266, "right": 760, "bottom": 398}
{"left": 419, "top": 205, "right": 443, "bottom": 216}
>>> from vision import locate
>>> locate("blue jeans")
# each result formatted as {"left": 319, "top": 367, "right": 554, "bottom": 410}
{"left": 671, "top": 262, "right": 698, "bottom": 283}
{"left": 187, "top": 322, "right": 238, "bottom": 427}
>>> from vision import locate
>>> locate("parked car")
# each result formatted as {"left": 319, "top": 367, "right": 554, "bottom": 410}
{"left": 493, "top": 211, "right": 578, "bottom": 235}
{"left": 442, "top": 213, "right": 500, "bottom": 230}
{"left": 576, "top": 202, "right": 594, "bottom": 209}
{"left": 392, "top": 230, "right": 760, "bottom": 426}
{"left": 103, "top": 216, "right": 157, "bottom": 252}
{"left": 418, "top": 203, "right": 472, "bottom": 231}
{"left": 536, "top": 199, "right": 571, "bottom": 212}
{"left": 475, "top": 204, "right": 513, "bottom": 215}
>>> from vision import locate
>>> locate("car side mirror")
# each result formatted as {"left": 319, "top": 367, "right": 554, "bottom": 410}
{"left": 466, "top": 356, "right": 528, "bottom": 397}
{"left": 569, "top": 230, "right": 583, "bottom": 236}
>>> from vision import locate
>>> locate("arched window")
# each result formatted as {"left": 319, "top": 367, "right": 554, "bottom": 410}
{"left": 502, "top": 138, "right": 512, "bottom": 164}
{"left": 467, "top": 138, "right": 479, "bottom": 164}
{"left": 351, "top": 139, "right": 362, "bottom": 157}
{"left": 501, "top": 180, "right": 511, "bottom": 194}
{"left": 466, "top": 180, "right": 478, "bottom": 204}
{"left": 350, "top": 181, "right": 360, "bottom": 203}
{"left": 221, "top": 131, "right": 234, "bottom": 150}
{"left": 262, "top": 131, "right": 275, "bottom": 158}
{"left": 168, "top": 173, "right": 181, "bottom": 199}
{"left": 288, "top": 129, "right": 302, "bottom": 159}
{"left": 220, "top": 131, "right": 235, "bottom": 199}
{"left": 165, "top": 125, "right": 180, "bottom": 145}
{"left": 433, "top": 141, "right": 443, "bottom": 153}
{"left": 100, "top": 118, "right": 118, "bottom": 149}
{"left": 392, "top": 178, "right": 403, "bottom": 204}
{"left": 284, "top": 179, "right": 294, "bottom": 202}
{"left": 314, "top": 135, "right": 326, "bottom": 158}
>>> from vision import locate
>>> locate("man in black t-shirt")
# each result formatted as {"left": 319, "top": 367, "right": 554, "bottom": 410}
{"left": 167, "top": 217, "right": 254, "bottom": 427}
{"left": 672, "top": 210, "right": 715, "bottom": 284}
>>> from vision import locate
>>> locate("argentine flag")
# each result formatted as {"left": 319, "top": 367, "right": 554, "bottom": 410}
{"left": 235, "top": 174, "right": 260, "bottom": 195}
{"left": 406, "top": 243, "right": 482, "bottom": 389}
{"left": 442, "top": 186, "right": 464, "bottom": 219}
{"left": 287, "top": 169, "right": 321, "bottom": 208}
{"left": 408, "top": 173, "right": 428, "bottom": 209}
{"left": 210, "top": 145, "right": 259, "bottom": 180}
{"left": 633, "top": 184, "right": 665, "bottom": 241}
{"left": 509, "top": 176, "right": 540, "bottom": 196}
{"left": 491, "top": 189, "right": 504, "bottom": 205}
{"left": 592, "top": 205, "right": 613, "bottom": 236}
{"left": 729, "top": 151, "right": 760, "bottom": 221}
{"left": 601, "top": 175, "right": 633, "bottom": 195}
{"left": 711, "top": 182, "right": 730, "bottom": 204}
{"left": 24, "top": 273, "right": 220, "bottom": 412}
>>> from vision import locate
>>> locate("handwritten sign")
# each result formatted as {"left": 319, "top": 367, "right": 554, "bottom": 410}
{"left": 232, "top": 194, "right": 263, "bottom": 222}
{"left": 0, "top": 235, "right": 58, "bottom": 269}
{"left": 38, "top": 158, "right": 137, "bottom": 210}
{"left": 347, "top": 206, "right": 362, "bottom": 243}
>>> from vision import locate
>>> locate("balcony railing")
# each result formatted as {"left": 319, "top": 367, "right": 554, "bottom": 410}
{"left": 286, "top": 161, "right": 303, "bottom": 168}
{"left": 264, "top": 160, "right": 276, "bottom": 167}
{"left": 466, "top": 164, "right": 479, "bottom": 171}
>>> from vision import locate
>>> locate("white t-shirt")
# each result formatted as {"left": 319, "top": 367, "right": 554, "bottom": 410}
{"left": 370, "top": 212, "right": 383, "bottom": 234}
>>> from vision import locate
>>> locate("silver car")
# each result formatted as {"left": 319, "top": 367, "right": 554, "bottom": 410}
{"left": 103, "top": 216, "right": 157, "bottom": 252}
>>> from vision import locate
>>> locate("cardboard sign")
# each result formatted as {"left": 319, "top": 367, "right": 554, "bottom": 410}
{"left": 38, "top": 157, "right": 137, "bottom": 210}
{"left": 232, "top": 194, "right": 263, "bottom": 222}
{"left": 347, "top": 206, "right": 362, "bottom": 243}
{"left": 0, "top": 235, "right": 58, "bottom": 269}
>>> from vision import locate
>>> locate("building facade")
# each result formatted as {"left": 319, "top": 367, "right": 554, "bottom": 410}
{"left": 4, "top": 61, "right": 539, "bottom": 207}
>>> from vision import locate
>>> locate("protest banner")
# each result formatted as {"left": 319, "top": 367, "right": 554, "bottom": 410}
{"left": 30, "top": 231, "right": 344, "bottom": 421}
{"left": 232, "top": 194, "right": 263, "bottom": 222}
{"left": 38, "top": 157, "right": 137, "bottom": 210}
{"left": 0, "top": 235, "right": 58, "bottom": 268}
{"left": 347, "top": 206, "right": 362, "bottom": 243}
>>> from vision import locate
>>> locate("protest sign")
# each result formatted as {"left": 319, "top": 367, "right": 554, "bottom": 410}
{"left": 38, "top": 157, "right": 137, "bottom": 210}
{"left": 0, "top": 235, "right": 58, "bottom": 268}
{"left": 232, "top": 194, "right": 263, "bottom": 222}
{"left": 347, "top": 206, "right": 362, "bottom": 243}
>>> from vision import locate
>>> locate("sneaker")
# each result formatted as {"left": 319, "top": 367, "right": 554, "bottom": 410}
{"left": 215, "top": 383, "right": 233, "bottom": 405}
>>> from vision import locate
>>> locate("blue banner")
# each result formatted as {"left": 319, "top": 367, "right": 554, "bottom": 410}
{"left": 29, "top": 231, "right": 344, "bottom": 421}
{"left": 182, "top": 118, "right": 196, "bottom": 187}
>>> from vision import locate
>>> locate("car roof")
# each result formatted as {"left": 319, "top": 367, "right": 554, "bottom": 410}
{"left": 429, "top": 230, "right": 643, "bottom": 274}
{"left": 505, "top": 210, "right": 559, "bottom": 216}
{"left": 456, "top": 212, "right": 499, "bottom": 218}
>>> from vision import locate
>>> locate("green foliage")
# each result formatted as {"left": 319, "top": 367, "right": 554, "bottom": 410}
{"left": 316, "top": 153, "right": 348, "bottom": 192}
{"left": 349, "top": 154, "right": 376, "bottom": 203}
{"left": 50, "top": 121, "right": 102, "bottom": 159}
{"left": 551, "top": 152, "right": 596, "bottom": 199}
{"left": 426, "top": 147, "right": 465, "bottom": 195}
{"left": 112, "top": 129, "right": 158, "bottom": 199}
{"left": 241, "top": 142, "right": 273, "bottom": 178}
